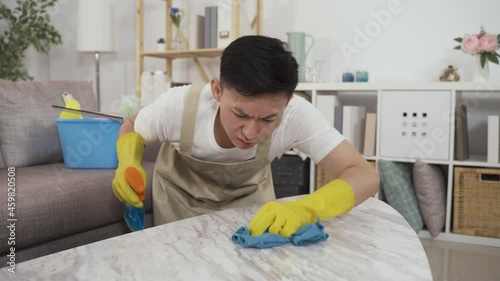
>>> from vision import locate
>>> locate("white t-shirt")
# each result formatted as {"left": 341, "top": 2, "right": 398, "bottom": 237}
{"left": 134, "top": 84, "right": 345, "bottom": 164}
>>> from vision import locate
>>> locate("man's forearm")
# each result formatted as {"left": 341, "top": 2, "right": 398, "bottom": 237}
{"left": 337, "top": 162, "right": 380, "bottom": 207}
{"left": 118, "top": 113, "right": 138, "bottom": 137}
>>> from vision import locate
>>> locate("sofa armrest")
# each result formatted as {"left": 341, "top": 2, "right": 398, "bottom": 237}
{"left": 142, "top": 142, "right": 162, "bottom": 163}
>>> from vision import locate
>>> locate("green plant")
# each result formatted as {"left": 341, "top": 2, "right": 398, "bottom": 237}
{"left": 157, "top": 38, "right": 165, "bottom": 44}
{"left": 0, "top": 0, "right": 62, "bottom": 81}
{"left": 170, "top": 7, "right": 183, "bottom": 28}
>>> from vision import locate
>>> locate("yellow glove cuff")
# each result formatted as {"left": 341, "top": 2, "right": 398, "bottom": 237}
{"left": 117, "top": 132, "right": 145, "bottom": 166}
{"left": 295, "top": 179, "right": 355, "bottom": 220}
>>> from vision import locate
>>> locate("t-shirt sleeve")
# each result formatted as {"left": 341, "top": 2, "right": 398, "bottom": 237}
{"left": 285, "top": 97, "right": 345, "bottom": 164}
{"left": 134, "top": 85, "right": 188, "bottom": 143}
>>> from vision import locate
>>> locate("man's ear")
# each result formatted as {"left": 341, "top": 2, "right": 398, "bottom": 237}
{"left": 211, "top": 79, "right": 222, "bottom": 101}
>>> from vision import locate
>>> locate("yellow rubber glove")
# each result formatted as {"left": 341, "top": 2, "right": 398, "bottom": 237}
{"left": 112, "top": 132, "right": 147, "bottom": 208}
{"left": 249, "top": 179, "right": 355, "bottom": 238}
{"left": 248, "top": 201, "right": 318, "bottom": 238}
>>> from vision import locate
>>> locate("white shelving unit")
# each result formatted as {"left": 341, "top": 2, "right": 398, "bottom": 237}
{"left": 295, "top": 82, "right": 500, "bottom": 248}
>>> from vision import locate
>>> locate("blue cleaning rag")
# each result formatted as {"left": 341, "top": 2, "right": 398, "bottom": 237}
{"left": 231, "top": 218, "right": 329, "bottom": 248}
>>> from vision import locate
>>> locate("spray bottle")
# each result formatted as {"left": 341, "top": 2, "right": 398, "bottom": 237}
{"left": 123, "top": 167, "right": 145, "bottom": 231}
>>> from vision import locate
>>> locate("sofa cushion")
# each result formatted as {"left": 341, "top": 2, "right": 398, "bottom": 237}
{"left": 413, "top": 160, "right": 447, "bottom": 237}
{"left": 0, "top": 161, "right": 155, "bottom": 253}
{"left": 0, "top": 80, "right": 97, "bottom": 169}
{"left": 0, "top": 214, "right": 154, "bottom": 265}
{"left": 378, "top": 160, "right": 424, "bottom": 233}
{"left": 143, "top": 142, "right": 162, "bottom": 162}
{"left": 0, "top": 151, "right": 4, "bottom": 169}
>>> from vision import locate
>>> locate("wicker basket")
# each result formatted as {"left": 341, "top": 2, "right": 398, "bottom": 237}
{"left": 453, "top": 167, "right": 500, "bottom": 238}
{"left": 315, "top": 166, "right": 334, "bottom": 190}
{"left": 315, "top": 161, "right": 377, "bottom": 190}
{"left": 368, "top": 160, "right": 376, "bottom": 171}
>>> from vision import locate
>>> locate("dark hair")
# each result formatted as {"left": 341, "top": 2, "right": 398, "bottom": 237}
{"left": 220, "top": 35, "right": 298, "bottom": 97}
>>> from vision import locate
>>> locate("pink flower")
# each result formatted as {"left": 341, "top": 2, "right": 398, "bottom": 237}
{"left": 478, "top": 33, "right": 498, "bottom": 52}
{"left": 461, "top": 35, "right": 481, "bottom": 54}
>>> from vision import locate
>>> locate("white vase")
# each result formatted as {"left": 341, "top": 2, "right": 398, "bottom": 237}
{"left": 472, "top": 55, "right": 490, "bottom": 83}
{"left": 171, "top": 27, "right": 185, "bottom": 50}
{"left": 156, "top": 43, "right": 165, "bottom": 52}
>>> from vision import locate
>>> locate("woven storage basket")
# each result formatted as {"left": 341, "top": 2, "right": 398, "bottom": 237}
{"left": 368, "top": 160, "right": 376, "bottom": 171}
{"left": 315, "top": 161, "right": 376, "bottom": 190}
{"left": 453, "top": 167, "right": 500, "bottom": 238}
{"left": 315, "top": 166, "right": 334, "bottom": 190}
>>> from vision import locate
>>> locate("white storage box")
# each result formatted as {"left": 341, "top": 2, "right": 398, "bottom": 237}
{"left": 379, "top": 90, "right": 452, "bottom": 161}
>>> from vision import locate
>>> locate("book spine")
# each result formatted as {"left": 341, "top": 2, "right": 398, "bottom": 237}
{"left": 189, "top": 15, "right": 204, "bottom": 50}
{"left": 342, "top": 106, "right": 366, "bottom": 152}
{"left": 334, "top": 105, "right": 343, "bottom": 134}
{"left": 487, "top": 115, "right": 500, "bottom": 163}
{"left": 363, "top": 113, "right": 377, "bottom": 156}
{"left": 217, "top": 0, "right": 232, "bottom": 48}
{"left": 210, "top": 7, "right": 218, "bottom": 48}
{"left": 316, "top": 95, "right": 335, "bottom": 126}
{"left": 204, "top": 7, "right": 211, "bottom": 48}
{"left": 455, "top": 104, "right": 469, "bottom": 161}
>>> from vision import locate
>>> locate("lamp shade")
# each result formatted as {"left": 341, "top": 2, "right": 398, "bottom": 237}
{"left": 77, "top": 0, "right": 115, "bottom": 53}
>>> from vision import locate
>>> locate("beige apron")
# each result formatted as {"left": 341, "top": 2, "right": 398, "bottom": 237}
{"left": 152, "top": 83, "right": 276, "bottom": 225}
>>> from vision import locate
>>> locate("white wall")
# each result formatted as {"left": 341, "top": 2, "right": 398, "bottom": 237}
{"left": 291, "top": 0, "right": 500, "bottom": 83}
{"left": 20, "top": 0, "right": 500, "bottom": 111}
{"left": 45, "top": 0, "right": 137, "bottom": 112}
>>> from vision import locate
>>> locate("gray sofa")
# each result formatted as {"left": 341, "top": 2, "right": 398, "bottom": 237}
{"left": 0, "top": 80, "right": 159, "bottom": 266}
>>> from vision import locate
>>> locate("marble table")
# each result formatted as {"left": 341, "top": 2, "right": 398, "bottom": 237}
{"left": 0, "top": 197, "right": 432, "bottom": 281}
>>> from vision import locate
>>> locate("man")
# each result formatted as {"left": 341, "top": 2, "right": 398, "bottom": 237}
{"left": 112, "top": 36, "right": 379, "bottom": 238}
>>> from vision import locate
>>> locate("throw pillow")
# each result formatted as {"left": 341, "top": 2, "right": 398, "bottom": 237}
{"left": 0, "top": 80, "right": 97, "bottom": 168}
{"left": 378, "top": 160, "right": 424, "bottom": 233}
{"left": 377, "top": 181, "right": 386, "bottom": 202}
{"left": 413, "top": 160, "right": 447, "bottom": 237}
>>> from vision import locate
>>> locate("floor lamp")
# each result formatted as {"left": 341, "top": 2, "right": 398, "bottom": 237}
{"left": 77, "top": 0, "right": 115, "bottom": 111}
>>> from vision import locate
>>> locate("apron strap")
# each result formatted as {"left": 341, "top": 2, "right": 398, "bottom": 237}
{"left": 180, "top": 83, "right": 206, "bottom": 156}
{"left": 255, "top": 135, "right": 271, "bottom": 160}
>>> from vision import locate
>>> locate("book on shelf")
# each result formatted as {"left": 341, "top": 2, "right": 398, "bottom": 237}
{"left": 454, "top": 104, "right": 470, "bottom": 161}
{"left": 342, "top": 106, "right": 366, "bottom": 153}
{"left": 216, "top": 0, "right": 254, "bottom": 48}
{"left": 363, "top": 112, "right": 377, "bottom": 156}
{"left": 334, "top": 105, "right": 343, "bottom": 134}
{"left": 487, "top": 115, "right": 500, "bottom": 163}
{"left": 316, "top": 95, "right": 336, "bottom": 126}
{"left": 188, "top": 14, "right": 205, "bottom": 50}
{"left": 204, "top": 6, "right": 218, "bottom": 48}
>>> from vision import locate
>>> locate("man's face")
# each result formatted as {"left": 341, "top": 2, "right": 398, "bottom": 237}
{"left": 211, "top": 79, "right": 291, "bottom": 150}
